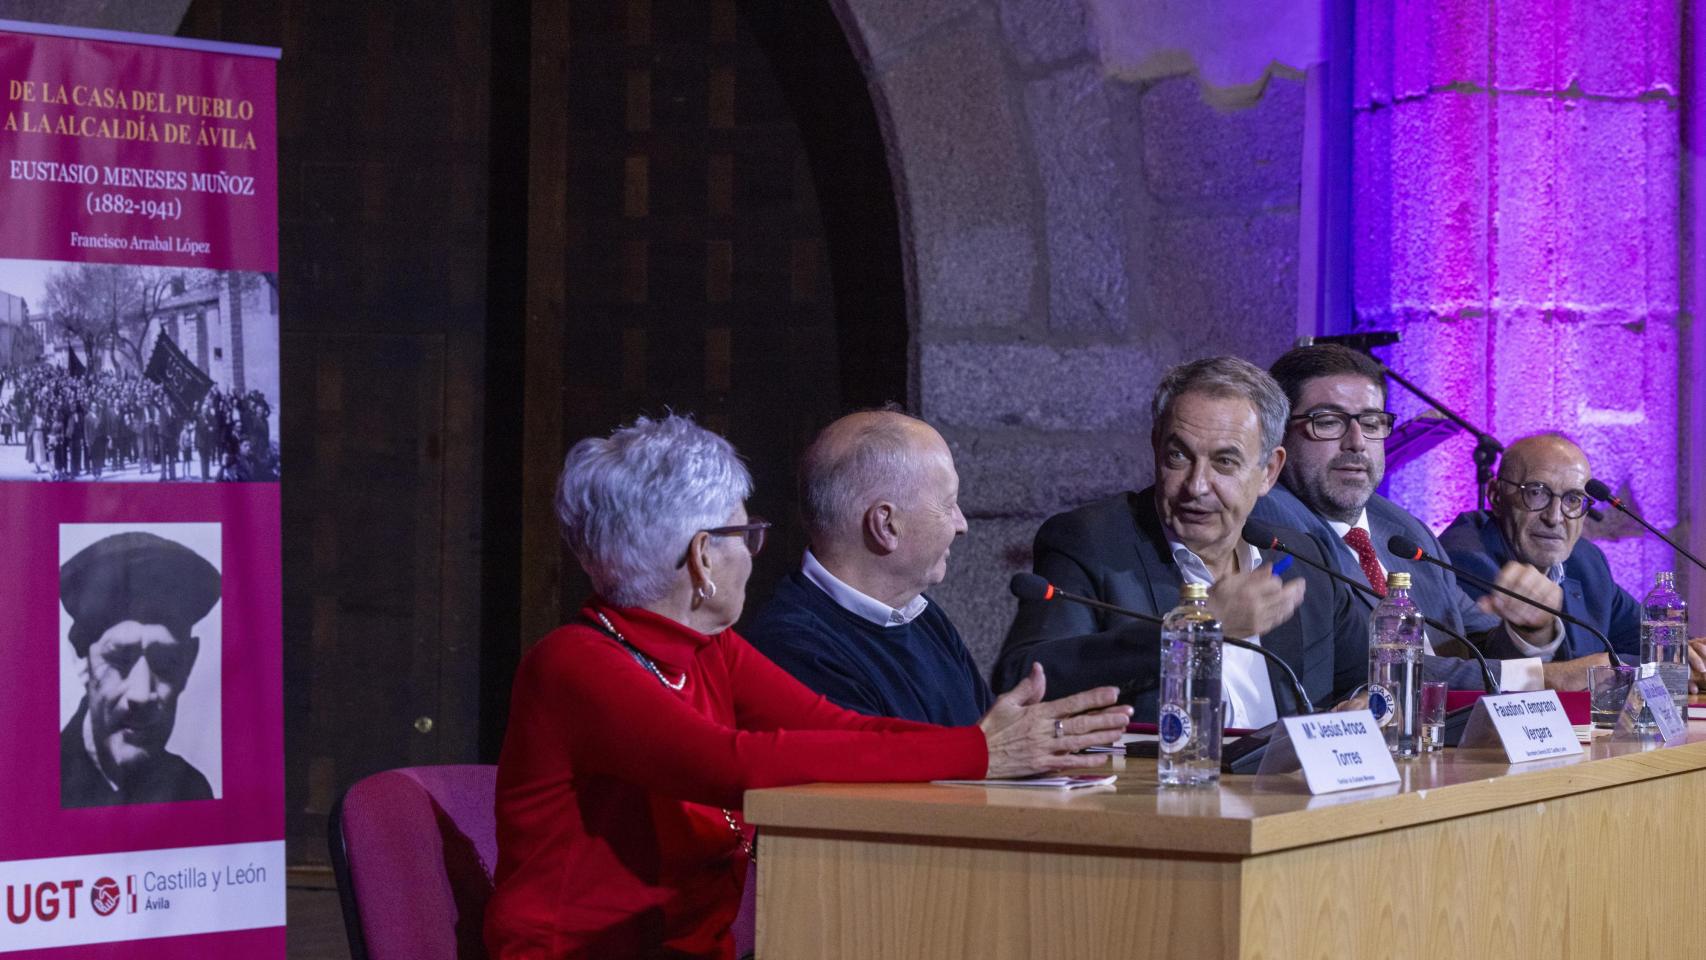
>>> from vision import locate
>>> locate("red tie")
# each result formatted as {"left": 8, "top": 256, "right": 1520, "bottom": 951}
{"left": 1342, "top": 527, "right": 1388, "bottom": 598}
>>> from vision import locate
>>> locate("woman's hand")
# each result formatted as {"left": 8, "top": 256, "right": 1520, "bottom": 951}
{"left": 979, "top": 663, "right": 1131, "bottom": 778}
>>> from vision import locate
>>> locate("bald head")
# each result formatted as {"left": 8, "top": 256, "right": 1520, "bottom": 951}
{"left": 800, "top": 411, "right": 947, "bottom": 546}
{"left": 799, "top": 411, "right": 966, "bottom": 605}
{"left": 1491, "top": 433, "right": 1593, "bottom": 570}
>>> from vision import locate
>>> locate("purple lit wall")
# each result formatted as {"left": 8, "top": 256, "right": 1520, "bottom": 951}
{"left": 1351, "top": 0, "right": 1682, "bottom": 596}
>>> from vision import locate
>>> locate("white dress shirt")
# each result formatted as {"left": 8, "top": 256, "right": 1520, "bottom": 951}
{"left": 1166, "top": 536, "right": 1276, "bottom": 730}
{"left": 800, "top": 549, "right": 928, "bottom": 626}
{"left": 1326, "top": 509, "right": 1557, "bottom": 692}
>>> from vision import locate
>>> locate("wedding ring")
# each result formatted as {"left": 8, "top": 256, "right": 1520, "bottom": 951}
{"left": 1053, "top": 719, "right": 1065, "bottom": 739}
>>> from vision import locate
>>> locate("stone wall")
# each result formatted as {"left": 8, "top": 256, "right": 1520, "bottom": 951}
{"left": 832, "top": 0, "right": 1310, "bottom": 672}
{"left": 1352, "top": 0, "right": 1682, "bottom": 597}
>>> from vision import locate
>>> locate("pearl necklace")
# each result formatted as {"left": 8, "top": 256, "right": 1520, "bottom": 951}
{"left": 594, "top": 611, "right": 686, "bottom": 690}
{"left": 586, "top": 610, "right": 754, "bottom": 859}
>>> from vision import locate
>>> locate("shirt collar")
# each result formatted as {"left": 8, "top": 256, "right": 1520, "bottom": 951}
{"left": 1164, "top": 531, "right": 1261, "bottom": 585}
{"left": 1325, "top": 506, "right": 1370, "bottom": 541}
{"left": 801, "top": 549, "right": 929, "bottom": 626}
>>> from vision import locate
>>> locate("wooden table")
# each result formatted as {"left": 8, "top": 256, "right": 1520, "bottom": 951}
{"left": 747, "top": 719, "right": 1706, "bottom": 959}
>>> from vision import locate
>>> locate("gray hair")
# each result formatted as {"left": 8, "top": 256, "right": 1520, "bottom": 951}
{"left": 1150, "top": 356, "right": 1289, "bottom": 460}
{"left": 555, "top": 414, "right": 752, "bottom": 607}
{"left": 798, "top": 410, "right": 925, "bottom": 546}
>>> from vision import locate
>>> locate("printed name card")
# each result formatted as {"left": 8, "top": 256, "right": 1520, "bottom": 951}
{"left": 1635, "top": 677, "right": 1687, "bottom": 744}
{"left": 1281, "top": 710, "right": 1401, "bottom": 795}
{"left": 1465, "top": 691, "right": 1582, "bottom": 763}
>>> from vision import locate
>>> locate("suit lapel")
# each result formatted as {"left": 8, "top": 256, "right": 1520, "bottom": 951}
{"left": 1131, "top": 492, "right": 1181, "bottom": 619}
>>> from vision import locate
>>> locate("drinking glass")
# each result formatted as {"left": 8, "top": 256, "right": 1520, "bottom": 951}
{"left": 1588, "top": 664, "right": 1637, "bottom": 730}
{"left": 1418, "top": 681, "right": 1448, "bottom": 752}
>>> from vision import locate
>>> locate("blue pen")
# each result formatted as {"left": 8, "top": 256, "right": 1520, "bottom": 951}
{"left": 1271, "top": 555, "right": 1293, "bottom": 577}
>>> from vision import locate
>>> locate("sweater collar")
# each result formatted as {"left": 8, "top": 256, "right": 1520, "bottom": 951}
{"left": 584, "top": 599, "right": 719, "bottom": 673}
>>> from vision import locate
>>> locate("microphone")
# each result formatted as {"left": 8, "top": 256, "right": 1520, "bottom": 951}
{"left": 1241, "top": 521, "right": 1496, "bottom": 694}
{"left": 1295, "top": 331, "right": 1401, "bottom": 352}
{"left": 1386, "top": 535, "right": 1625, "bottom": 668}
{"left": 1585, "top": 478, "right": 1706, "bottom": 573}
{"left": 1008, "top": 572, "right": 1315, "bottom": 715}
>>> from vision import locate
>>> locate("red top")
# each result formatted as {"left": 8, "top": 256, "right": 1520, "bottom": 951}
{"left": 483, "top": 601, "right": 988, "bottom": 959}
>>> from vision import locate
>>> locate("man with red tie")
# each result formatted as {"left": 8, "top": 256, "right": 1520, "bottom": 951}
{"left": 1249, "top": 343, "right": 1606, "bottom": 691}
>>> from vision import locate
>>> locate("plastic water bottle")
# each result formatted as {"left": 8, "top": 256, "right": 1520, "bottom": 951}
{"left": 1640, "top": 571, "right": 1689, "bottom": 717}
{"left": 1157, "top": 582, "right": 1223, "bottom": 787}
{"left": 1367, "top": 572, "right": 1425, "bottom": 757}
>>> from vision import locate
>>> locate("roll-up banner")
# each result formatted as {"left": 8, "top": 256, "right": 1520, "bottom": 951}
{"left": 0, "top": 20, "right": 283, "bottom": 959}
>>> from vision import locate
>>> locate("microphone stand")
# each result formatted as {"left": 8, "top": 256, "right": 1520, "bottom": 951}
{"left": 1246, "top": 529, "right": 1498, "bottom": 695}
{"left": 1013, "top": 579, "right": 1316, "bottom": 716}
{"left": 1378, "top": 363, "right": 1504, "bottom": 512}
{"left": 1392, "top": 538, "right": 1626, "bottom": 669}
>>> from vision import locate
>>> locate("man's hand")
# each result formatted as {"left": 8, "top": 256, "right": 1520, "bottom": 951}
{"left": 1206, "top": 565, "right": 1306, "bottom": 639}
{"left": 980, "top": 664, "right": 1132, "bottom": 779}
{"left": 1475, "top": 561, "right": 1561, "bottom": 643}
{"left": 1540, "top": 653, "right": 1606, "bottom": 692}
{"left": 1332, "top": 691, "right": 1371, "bottom": 713}
{"left": 1688, "top": 638, "right": 1706, "bottom": 695}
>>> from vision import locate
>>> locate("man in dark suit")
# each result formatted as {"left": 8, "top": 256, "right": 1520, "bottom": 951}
{"left": 996, "top": 357, "right": 1367, "bottom": 726}
{"left": 1250, "top": 344, "right": 1605, "bottom": 690}
{"left": 1440, "top": 434, "right": 1643, "bottom": 661}
{"left": 60, "top": 531, "right": 220, "bottom": 808}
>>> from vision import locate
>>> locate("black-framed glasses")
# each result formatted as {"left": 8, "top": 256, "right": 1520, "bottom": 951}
{"left": 679, "top": 517, "right": 771, "bottom": 567}
{"left": 1497, "top": 479, "right": 1591, "bottom": 519}
{"left": 1287, "top": 410, "right": 1397, "bottom": 441}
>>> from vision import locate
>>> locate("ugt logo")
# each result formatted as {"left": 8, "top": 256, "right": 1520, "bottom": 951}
{"left": 90, "top": 876, "right": 136, "bottom": 917}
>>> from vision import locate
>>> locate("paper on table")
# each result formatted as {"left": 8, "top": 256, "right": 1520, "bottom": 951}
{"left": 1689, "top": 705, "right": 1706, "bottom": 721}
{"left": 933, "top": 774, "right": 1117, "bottom": 790}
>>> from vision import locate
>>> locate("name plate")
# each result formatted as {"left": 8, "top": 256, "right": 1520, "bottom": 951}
{"left": 1636, "top": 676, "right": 1688, "bottom": 743}
{"left": 1466, "top": 691, "right": 1582, "bottom": 762}
{"left": 1281, "top": 710, "right": 1400, "bottom": 795}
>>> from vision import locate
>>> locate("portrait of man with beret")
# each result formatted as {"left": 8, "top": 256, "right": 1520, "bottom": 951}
{"left": 59, "top": 529, "right": 222, "bottom": 808}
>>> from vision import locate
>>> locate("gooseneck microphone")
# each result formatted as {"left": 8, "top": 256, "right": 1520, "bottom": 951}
{"left": 1585, "top": 478, "right": 1706, "bottom": 574}
{"left": 1240, "top": 521, "right": 1497, "bottom": 694}
{"left": 1008, "top": 572, "right": 1315, "bottom": 715}
{"left": 1386, "top": 535, "right": 1625, "bottom": 668}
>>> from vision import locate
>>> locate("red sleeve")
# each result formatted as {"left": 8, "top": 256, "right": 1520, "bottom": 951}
{"left": 541, "top": 630, "right": 987, "bottom": 810}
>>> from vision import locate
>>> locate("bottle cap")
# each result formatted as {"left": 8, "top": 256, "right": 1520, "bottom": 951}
{"left": 1181, "top": 582, "right": 1209, "bottom": 600}
{"left": 1385, "top": 571, "right": 1411, "bottom": 590}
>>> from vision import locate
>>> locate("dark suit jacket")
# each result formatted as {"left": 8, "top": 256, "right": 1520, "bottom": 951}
{"left": 60, "top": 699, "right": 212, "bottom": 808}
{"left": 1250, "top": 485, "right": 1514, "bottom": 689}
{"left": 1439, "top": 510, "right": 1642, "bottom": 660}
{"left": 995, "top": 489, "right": 1367, "bottom": 719}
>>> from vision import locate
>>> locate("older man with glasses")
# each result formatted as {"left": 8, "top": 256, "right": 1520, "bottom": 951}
{"left": 1250, "top": 344, "right": 1611, "bottom": 691}
{"left": 1440, "top": 434, "right": 1645, "bottom": 663}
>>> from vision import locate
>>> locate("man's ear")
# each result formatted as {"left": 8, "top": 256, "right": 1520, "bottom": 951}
{"left": 181, "top": 634, "right": 201, "bottom": 676}
{"left": 862, "top": 501, "right": 901, "bottom": 555}
{"left": 1258, "top": 445, "right": 1286, "bottom": 494}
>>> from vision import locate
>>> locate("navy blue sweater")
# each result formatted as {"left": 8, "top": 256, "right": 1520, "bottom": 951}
{"left": 743, "top": 570, "right": 994, "bottom": 726}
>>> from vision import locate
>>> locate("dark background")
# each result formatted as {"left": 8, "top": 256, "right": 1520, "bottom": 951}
{"left": 172, "top": 0, "right": 908, "bottom": 864}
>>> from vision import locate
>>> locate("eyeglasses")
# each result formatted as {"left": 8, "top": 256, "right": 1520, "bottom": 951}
{"left": 678, "top": 517, "right": 771, "bottom": 568}
{"left": 1497, "top": 479, "right": 1591, "bottom": 519}
{"left": 703, "top": 518, "right": 770, "bottom": 556}
{"left": 1287, "top": 410, "right": 1397, "bottom": 442}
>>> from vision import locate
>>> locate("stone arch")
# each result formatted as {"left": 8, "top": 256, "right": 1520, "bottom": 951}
{"left": 827, "top": 0, "right": 1312, "bottom": 664}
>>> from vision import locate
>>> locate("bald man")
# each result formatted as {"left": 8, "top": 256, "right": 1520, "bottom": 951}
{"left": 1440, "top": 434, "right": 1640, "bottom": 669}
{"left": 742, "top": 411, "right": 993, "bottom": 725}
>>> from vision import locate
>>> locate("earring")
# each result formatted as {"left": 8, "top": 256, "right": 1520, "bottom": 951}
{"left": 695, "top": 580, "right": 718, "bottom": 602}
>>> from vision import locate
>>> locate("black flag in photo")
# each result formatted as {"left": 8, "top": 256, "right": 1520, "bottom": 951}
{"left": 66, "top": 346, "right": 86, "bottom": 378}
{"left": 144, "top": 334, "right": 215, "bottom": 415}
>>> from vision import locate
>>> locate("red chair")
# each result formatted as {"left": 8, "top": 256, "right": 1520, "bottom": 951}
{"left": 329, "top": 764, "right": 756, "bottom": 960}
{"left": 329, "top": 765, "right": 499, "bottom": 960}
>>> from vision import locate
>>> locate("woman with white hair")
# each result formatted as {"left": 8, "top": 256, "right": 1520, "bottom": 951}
{"left": 486, "top": 415, "right": 1129, "bottom": 960}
